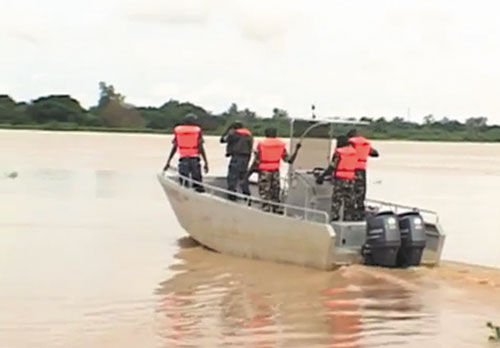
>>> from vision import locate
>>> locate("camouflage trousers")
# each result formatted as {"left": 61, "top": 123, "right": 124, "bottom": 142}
{"left": 178, "top": 157, "right": 204, "bottom": 192}
{"left": 331, "top": 177, "right": 355, "bottom": 221}
{"left": 353, "top": 169, "right": 367, "bottom": 221}
{"left": 258, "top": 170, "right": 281, "bottom": 213}
{"left": 227, "top": 154, "right": 251, "bottom": 201}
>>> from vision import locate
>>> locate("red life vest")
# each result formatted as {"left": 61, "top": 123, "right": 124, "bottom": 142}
{"left": 334, "top": 146, "right": 357, "bottom": 180}
{"left": 174, "top": 125, "right": 201, "bottom": 158}
{"left": 235, "top": 128, "right": 252, "bottom": 136}
{"left": 349, "top": 136, "right": 371, "bottom": 170}
{"left": 257, "top": 138, "right": 286, "bottom": 171}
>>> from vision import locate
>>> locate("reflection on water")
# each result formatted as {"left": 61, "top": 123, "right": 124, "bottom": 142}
{"left": 1, "top": 130, "right": 500, "bottom": 348}
{"left": 153, "top": 241, "right": 499, "bottom": 347}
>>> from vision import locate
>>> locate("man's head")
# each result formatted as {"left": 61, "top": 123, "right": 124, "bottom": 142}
{"left": 264, "top": 127, "right": 278, "bottom": 138}
{"left": 336, "top": 135, "right": 350, "bottom": 148}
{"left": 347, "top": 129, "right": 357, "bottom": 138}
{"left": 232, "top": 121, "right": 243, "bottom": 129}
{"left": 184, "top": 113, "right": 198, "bottom": 125}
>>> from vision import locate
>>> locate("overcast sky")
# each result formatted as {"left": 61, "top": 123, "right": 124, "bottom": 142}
{"left": 2, "top": 0, "right": 500, "bottom": 123}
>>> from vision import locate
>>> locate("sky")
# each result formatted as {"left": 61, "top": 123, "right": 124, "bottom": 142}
{"left": 2, "top": 0, "right": 500, "bottom": 123}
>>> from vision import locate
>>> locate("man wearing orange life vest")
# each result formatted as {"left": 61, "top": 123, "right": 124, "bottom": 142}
{"left": 248, "top": 127, "right": 301, "bottom": 213}
{"left": 316, "top": 136, "right": 357, "bottom": 221}
{"left": 163, "top": 113, "right": 209, "bottom": 192}
{"left": 347, "top": 129, "right": 379, "bottom": 220}
{"left": 220, "top": 121, "right": 253, "bottom": 200}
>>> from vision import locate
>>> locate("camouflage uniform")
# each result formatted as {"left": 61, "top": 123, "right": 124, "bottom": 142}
{"left": 331, "top": 177, "right": 355, "bottom": 221}
{"left": 227, "top": 154, "right": 251, "bottom": 200}
{"left": 258, "top": 170, "right": 281, "bottom": 212}
{"left": 251, "top": 140, "right": 298, "bottom": 214}
{"left": 352, "top": 169, "right": 367, "bottom": 221}
{"left": 328, "top": 152, "right": 356, "bottom": 221}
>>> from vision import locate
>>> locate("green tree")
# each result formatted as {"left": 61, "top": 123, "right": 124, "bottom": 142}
{"left": 27, "top": 95, "right": 86, "bottom": 124}
{"left": 98, "top": 81, "right": 125, "bottom": 107}
{"left": 99, "top": 100, "right": 144, "bottom": 128}
{"left": 228, "top": 103, "right": 238, "bottom": 116}
{"left": 0, "top": 95, "right": 17, "bottom": 123}
{"left": 0, "top": 95, "right": 16, "bottom": 109}
{"left": 423, "top": 114, "right": 435, "bottom": 125}
{"left": 272, "top": 107, "right": 288, "bottom": 120}
{"left": 465, "top": 116, "right": 488, "bottom": 129}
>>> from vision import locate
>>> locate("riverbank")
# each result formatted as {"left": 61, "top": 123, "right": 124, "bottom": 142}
{"left": 2, "top": 123, "right": 500, "bottom": 143}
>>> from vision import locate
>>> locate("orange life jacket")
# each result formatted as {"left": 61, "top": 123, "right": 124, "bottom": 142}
{"left": 174, "top": 125, "right": 201, "bottom": 158}
{"left": 235, "top": 128, "right": 252, "bottom": 136}
{"left": 334, "top": 146, "right": 357, "bottom": 180}
{"left": 349, "top": 136, "right": 371, "bottom": 170}
{"left": 257, "top": 138, "right": 286, "bottom": 171}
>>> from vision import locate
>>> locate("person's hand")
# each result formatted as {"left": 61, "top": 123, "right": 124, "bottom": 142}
{"left": 296, "top": 142, "right": 302, "bottom": 150}
{"left": 316, "top": 175, "right": 324, "bottom": 185}
{"left": 203, "top": 163, "right": 209, "bottom": 174}
{"left": 164, "top": 163, "right": 170, "bottom": 172}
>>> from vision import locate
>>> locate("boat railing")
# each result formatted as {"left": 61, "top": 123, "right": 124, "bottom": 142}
{"left": 159, "top": 171, "right": 330, "bottom": 224}
{"left": 284, "top": 171, "right": 440, "bottom": 224}
{"left": 365, "top": 198, "right": 440, "bottom": 224}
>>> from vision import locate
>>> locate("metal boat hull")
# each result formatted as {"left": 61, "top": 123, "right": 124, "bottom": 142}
{"left": 158, "top": 174, "right": 445, "bottom": 269}
{"left": 158, "top": 175, "right": 337, "bottom": 270}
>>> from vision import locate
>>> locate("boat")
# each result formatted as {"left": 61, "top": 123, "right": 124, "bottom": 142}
{"left": 158, "top": 117, "right": 446, "bottom": 270}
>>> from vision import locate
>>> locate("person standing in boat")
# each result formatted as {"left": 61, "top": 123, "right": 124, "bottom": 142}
{"left": 248, "top": 127, "right": 301, "bottom": 213}
{"left": 220, "top": 121, "right": 253, "bottom": 201}
{"left": 347, "top": 129, "right": 379, "bottom": 221}
{"left": 316, "top": 135, "right": 357, "bottom": 221}
{"left": 163, "top": 113, "right": 209, "bottom": 192}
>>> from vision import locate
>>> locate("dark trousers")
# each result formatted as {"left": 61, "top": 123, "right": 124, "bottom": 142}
{"left": 227, "top": 154, "right": 251, "bottom": 200}
{"left": 353, "top": 169, "right": 367, "bottom": 220}
{"left": 331, "top": 177, "right": 355, "bottom": 221}
{"left": 178, "top": 157, "right": 204, "bottom": 192}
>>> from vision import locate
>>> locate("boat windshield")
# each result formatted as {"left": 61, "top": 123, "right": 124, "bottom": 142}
{"left": 288, "top": 118, "right": 369, "bottom": 171}
{"left": 289, "top": 120, "right": 332, "bottom": 170}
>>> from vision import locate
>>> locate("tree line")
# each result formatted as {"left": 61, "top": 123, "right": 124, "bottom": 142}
{"left": 1, "top": 82, "right": 499, "bottom": 142}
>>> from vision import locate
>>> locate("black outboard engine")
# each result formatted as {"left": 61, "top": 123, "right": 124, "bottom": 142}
{"left": 362, "top": 211, "right": 401, "bottom": 267}
{"left": 397, "top": 211, "right": 427, "bottom": 267}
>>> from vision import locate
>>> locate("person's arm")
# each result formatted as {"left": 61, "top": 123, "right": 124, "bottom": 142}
{"left": 369, "top": 147, "right": 379, "bottom": 157}
{"left": 282, "top": 143, "right": 302, "bottom": 164}
{"left": 200, "top": 145, "right": 209, "bottom": 173}
{"left": 220, "top": 125, "right": 234, "bottom": 143}
{"left": 163, "top": 139, "right": 177, "bottom": 171}
{"left": 247, "top": 150, "right": 260, "bottom": 177}
{"left": 198, "top": 134, "right": 209, "bottom": 173}
{"left": 316, "top": 153, "right": 339, "bottom": 184}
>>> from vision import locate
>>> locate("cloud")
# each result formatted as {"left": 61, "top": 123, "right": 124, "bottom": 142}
{"left": 235, "top": 1, "right": 301, "bottom": 44}
{"left": 184, "top": 79, "right": 286, "bottom": 115}
{"left": 151, "top": 83, "right": 181, "bottom": 98}
{"left": 124, "top": 0, "right": 209, "bottom": 25}
{"left": 8, "top": 30, "right": 40, "bottom": 45}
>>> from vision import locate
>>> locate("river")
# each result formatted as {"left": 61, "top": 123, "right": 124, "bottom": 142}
{"left": 1, "top": 130, "right": 500, "bottom": 347}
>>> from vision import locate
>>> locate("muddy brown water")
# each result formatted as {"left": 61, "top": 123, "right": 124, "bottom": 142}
{"left": 1, "top": 130, "right": 500, "bottom": 347}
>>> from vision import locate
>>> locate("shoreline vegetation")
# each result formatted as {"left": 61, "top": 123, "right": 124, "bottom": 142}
{"left": 2, "top": 82, "right": 500, "bottom": 142}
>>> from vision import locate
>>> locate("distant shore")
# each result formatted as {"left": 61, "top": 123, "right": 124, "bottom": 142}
{"left": 3, "top": 124, "right": 500, "bottom": 143}
{"left": 2, "top": 91, "right": 500, "bottom": 142}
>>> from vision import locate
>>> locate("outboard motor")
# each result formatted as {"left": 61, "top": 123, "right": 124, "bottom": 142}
{"left": 362, "top": 211, "right": 401, "bottom": 267}
{"left": 397, "top": 211, "right": 427, "bottom": 267}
